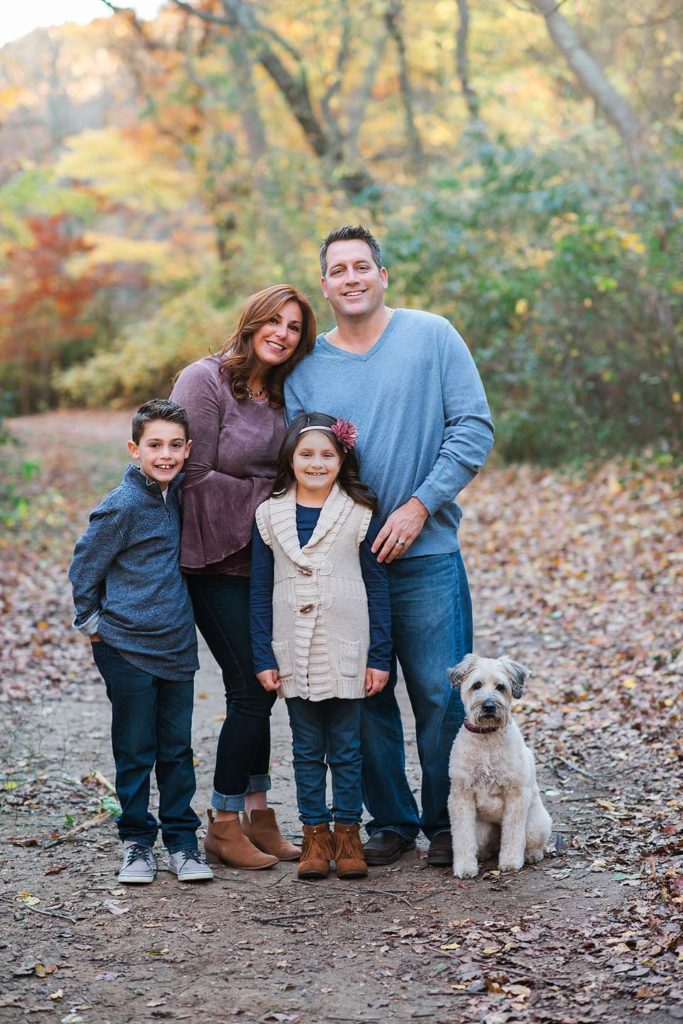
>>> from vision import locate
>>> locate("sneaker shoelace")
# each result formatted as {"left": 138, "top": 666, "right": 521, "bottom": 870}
{"left": 125, "top": 843, "right": 154, "bottom": 868}
{"left": 178, "top": 849, "right": 205, "bottom": 867}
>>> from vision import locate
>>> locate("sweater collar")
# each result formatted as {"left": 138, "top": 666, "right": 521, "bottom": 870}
{"left": 269, "top": 484, "right": 353, "bottom": 573}
{"left": 125, "top": 464, "right": 184, "bottom": 497}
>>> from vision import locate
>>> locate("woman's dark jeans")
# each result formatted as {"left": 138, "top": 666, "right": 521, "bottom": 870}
{"left": 187, "top": 575, "right": 276, "bottom": 811}
{"left": 91, "top": 641, "right": 200, "bottom": 853}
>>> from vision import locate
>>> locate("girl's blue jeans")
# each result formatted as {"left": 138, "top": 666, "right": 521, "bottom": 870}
{"left": 286, "top": 696, "right": 363, "bottom": 825}
{"left": 360, "top": 551, "right": 473, "bottom": 842}
{"left": 91, "top": 641, "right": 200, "bottom": 853}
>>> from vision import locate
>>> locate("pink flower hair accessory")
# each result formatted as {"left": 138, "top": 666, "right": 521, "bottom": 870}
{"left": 330, "top": 418, "right": 358, "bottom": 453}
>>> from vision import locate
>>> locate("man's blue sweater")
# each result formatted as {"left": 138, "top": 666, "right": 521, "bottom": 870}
{"left": 69, "top": 466, "right": 199, "bottom": 681}
{"left": 284, "top": 308, "right": 494, "bottom": 556}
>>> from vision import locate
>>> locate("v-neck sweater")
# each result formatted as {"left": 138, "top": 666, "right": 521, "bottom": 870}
{"left": 284, "top": 308, "right": 494, "bottom": 555}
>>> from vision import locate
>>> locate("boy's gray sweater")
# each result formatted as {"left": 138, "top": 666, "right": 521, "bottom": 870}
{"left": 69, "top": 465, "right": 199, "bottom": 681}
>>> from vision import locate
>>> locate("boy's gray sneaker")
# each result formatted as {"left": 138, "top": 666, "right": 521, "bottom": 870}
{"left": 168, "top": 849, "right": 214, "bottom": 882}
{"left": 118, "top": 841, "right": 157, "bottom": 884}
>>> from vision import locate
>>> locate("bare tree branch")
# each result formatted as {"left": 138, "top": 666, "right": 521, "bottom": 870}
{"left": 385, "top": 0, "right": 423, "bottom": 170}
{"left": 521, "top": 0, "right": 642, "bottom": 155}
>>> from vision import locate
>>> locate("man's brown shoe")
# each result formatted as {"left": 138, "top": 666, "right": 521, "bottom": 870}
{"left": 333, "top": 822, "right": 368, "bottom": 879}
{"left": 242, "top": 809, "right": 300, "bottom": 861}
{"left": 204, "top": 811, "right": 278, "bottom": 870}
{"left": 298, "top": 823, "right": 334, "bottom": 880}
{"left": 427, "top": 830, "right": 453, "bottom": 867}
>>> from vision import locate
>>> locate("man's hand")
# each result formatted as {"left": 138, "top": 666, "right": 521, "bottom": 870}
{"left": 365, "top": 668, "right": 390, "bottom": 696}
{"left": 372, "top": 497, "right": 429, "bottom": 563}
{"left": 257, "top": 669, "right": 281, "bottom": 692}
{"left": 90, "top": 633, "right": 102, "bottom": 643}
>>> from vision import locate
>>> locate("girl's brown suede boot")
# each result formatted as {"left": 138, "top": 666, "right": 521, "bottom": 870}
{"left": 333, "top": 822, "right": 368, "bottom": 878}
{"left": 297, "top": 823, "right": 335, "bottom": 880}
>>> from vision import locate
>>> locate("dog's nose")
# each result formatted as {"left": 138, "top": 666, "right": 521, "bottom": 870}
{"left": 482, "top": 699, "right": 497, "bottom": 713}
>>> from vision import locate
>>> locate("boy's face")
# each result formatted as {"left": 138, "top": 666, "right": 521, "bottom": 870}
{"left": 128, "top": 420, "right": 191, "bottom": 488}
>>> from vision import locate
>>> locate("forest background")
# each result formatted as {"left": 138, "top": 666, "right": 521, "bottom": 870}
{"left": 0, "top": 0, "right": 681, "bottom": 464}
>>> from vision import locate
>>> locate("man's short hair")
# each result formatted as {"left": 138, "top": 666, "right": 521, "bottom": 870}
{"left": 131, "top": 399, "right": 189, "bottom": 444}
{"left": 319, "top": 225, "right": 383, "bottom": 276}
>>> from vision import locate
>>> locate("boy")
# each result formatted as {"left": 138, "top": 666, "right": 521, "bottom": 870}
{"left": 69, "top": 399, "right": 213, "bottom": 884}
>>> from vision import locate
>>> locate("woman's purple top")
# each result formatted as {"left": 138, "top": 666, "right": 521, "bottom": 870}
{"left": 170, "top": 354, "right": 286, "bottom": 576}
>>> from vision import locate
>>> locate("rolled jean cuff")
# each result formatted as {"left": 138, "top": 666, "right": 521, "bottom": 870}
{"left": 246, "top": 774, "right": 271, "bottom": 794}
{"left": 166, "top": 841, "right": 199, "bottom": 855}
{"left": 211, "top": 789, "right": 246, "bottom": 812}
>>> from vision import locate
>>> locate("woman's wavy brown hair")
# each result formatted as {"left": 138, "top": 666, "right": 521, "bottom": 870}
{"left": 219, "top": 285, "right": 317, "bottom": 408}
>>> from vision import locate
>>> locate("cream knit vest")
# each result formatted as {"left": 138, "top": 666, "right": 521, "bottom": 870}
{"left": 254, "top": 484, "right": 372, "bottom": 701}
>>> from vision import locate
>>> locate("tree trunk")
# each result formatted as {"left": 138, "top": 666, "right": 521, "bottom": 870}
{"left": 385, "top": 0, "right": 423, "bottom": 172}
{"left": 454, "top": 0, "right": 489, "bottom": 139}
{"left": 529, "top": 0, "right": 642, "bottom": 156}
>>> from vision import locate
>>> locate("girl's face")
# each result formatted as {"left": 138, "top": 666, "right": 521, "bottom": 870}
{"left": 292, "top": 430, "right": 342, "bottom": 505}
{"left": 251, "top": 299, "right": 304, "bottom": 371}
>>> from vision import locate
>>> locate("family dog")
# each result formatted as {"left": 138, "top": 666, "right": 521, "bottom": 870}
{"left": 447, "top": 654, "right": 552, "bottom": 878}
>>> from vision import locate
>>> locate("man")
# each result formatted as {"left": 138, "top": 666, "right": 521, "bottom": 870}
{"left": 285, "top": 225, "right": 494, "bottom": 866}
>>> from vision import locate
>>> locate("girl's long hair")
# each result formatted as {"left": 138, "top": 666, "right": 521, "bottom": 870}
{"left": 272, "top": 412, "right": 379, "bottom": 512}
{"left": 219, "top": 285, "right": 317, "bottom": 409}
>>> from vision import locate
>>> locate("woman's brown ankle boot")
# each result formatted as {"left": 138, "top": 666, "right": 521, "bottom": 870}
{"left": 297, "top": 823, "right": 334, "bottom": 880}
{"left": 242, "top": 809, "right": 301, "bottom": 861}
{"left": 204, "top": 810, "right": 278, "bottom": 870}
{"left": 333, "top": 822, "right": 368, "bottom": 879}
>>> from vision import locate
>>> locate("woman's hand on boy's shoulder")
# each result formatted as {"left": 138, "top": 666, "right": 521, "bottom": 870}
{"left": 257, "top": 668, "right": 281, "bottom": 692}
{"left": 365, "top": 667, "right": 390, "bottom": 696}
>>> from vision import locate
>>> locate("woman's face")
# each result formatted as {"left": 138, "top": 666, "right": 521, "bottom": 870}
{"left": 251, "top": 299, "right": 304, "bottom": 371}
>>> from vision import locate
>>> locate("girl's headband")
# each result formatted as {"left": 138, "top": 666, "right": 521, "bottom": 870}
{"left": 298, "top": 418, "right": 358, "bottom": 453}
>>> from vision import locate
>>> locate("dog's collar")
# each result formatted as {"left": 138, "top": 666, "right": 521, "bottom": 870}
{"left": 464, "top": 720, "right": 501, "bottom": 734}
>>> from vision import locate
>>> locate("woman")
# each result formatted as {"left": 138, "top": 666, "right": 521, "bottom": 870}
{"left": 171, "top": 284, "right": 316, "bottom": 869}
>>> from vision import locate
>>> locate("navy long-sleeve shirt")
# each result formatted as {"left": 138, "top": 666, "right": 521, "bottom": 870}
{"left": 69, "top": 465, "right": 199, "bottom": 681}
{"left": 250, "top": 505, "right": 392, "bottom": 674}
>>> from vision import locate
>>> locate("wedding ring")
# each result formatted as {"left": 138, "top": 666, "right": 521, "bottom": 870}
{"left": 395, "top": 539, "right": 405, "bottom": 546}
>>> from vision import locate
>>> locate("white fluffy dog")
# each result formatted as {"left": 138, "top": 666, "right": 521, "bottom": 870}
{"left": 447, "top": 654, "right": 552, "bottom": 878}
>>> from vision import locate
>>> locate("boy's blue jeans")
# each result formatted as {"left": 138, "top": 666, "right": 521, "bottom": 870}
{"left": 360, "top": 551, "right": 473, "bottom": 842}
{"left": 91, "top": 641, "right": 201, "bottom": 852}
{"left": 286, "top": 697, "right": 363, "bottom": 825}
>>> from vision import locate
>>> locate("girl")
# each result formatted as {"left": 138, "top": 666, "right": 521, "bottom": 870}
{"left": 250, "top": 412, "right": 392, "bottom": 880}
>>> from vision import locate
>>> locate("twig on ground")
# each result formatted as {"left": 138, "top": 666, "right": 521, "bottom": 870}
{"left": 44, "top": 811, "right": 112, "bottom": 847}
{"left": 256, "top": 910, "right": 323, "bottom": 924}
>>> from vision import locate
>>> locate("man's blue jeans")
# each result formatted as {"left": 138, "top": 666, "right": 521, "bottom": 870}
{"left": 91, "top": 641, "right": 201, "bottom": 852}
{"left": 360, "top": 551, "right": 473, "bottom": 841}
{"left": 287, "top": 697, "right": 363, "bottom": 825}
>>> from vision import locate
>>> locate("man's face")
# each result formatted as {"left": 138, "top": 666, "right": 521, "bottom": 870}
{"left": 321, "top": 240, "right": 388, "bottom": 320}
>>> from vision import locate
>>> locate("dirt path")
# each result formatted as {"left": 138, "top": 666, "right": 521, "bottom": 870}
{"left": 1, "top": 412, "right": 681, "bottom": 1024}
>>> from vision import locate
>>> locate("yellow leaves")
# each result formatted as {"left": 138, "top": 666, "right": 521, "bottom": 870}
{"left": 622, "top": 677, "right": 637, "bottom": 689}
{"left": 16, "top": 891, "right": 40, "bottom": 906}
{"left": 514, "top": 298, "right": 529, "bottom": 316}
{"left": 69, "top": 232, "right": 170, "bottom": 274}
{"left": 619, "top": 231, "right": 646, "bottom": 255}
{"left": 55, "top": 128, "right": 193, "bottom": 212}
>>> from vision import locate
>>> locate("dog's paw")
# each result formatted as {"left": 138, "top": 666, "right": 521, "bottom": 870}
{"left": 498, "top": 856, "right": 524, "bottom": 873}
{"left": 452, "top": 859, "right": 479, "bottom": 879}
{"left": 525, "top": 847, "right": 545, "bottom": 864}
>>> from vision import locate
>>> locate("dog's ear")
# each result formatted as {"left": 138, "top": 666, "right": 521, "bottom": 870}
{"left": 447, "top": 653, "right": 479, "bottom": 688}
{"left": 501, "top": 657, "right": 531, "bottom": 699}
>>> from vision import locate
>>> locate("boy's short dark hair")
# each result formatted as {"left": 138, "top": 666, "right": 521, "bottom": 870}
{"left": 319, "top": 225, "right": 383, "bottom": 276}
{"left": 132, "top": 399, "right": 190, "bottom": 444}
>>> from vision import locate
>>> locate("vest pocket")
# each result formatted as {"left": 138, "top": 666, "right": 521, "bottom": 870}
{"left": 338, "top": 639, "right": 361, "bottom": 677}
{"left": 272, "top": 640, "right": 293, "bottom": 678}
